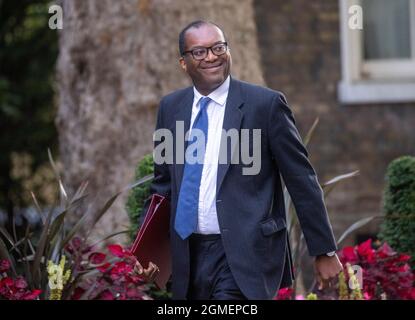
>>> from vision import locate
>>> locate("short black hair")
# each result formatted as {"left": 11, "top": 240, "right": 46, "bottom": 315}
{"left": 178, "top": 20, "right": 226, "bottom": 56}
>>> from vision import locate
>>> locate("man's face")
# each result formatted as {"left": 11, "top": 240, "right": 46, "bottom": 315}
{"left": 180, "top": 24, "right": 232, "bottom": 94}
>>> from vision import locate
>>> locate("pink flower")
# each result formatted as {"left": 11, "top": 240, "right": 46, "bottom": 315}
{"left": 363, "top": 292, "right": 372, "bottom": 300}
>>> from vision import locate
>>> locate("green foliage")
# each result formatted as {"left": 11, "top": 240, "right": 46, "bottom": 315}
{"left": 0, "top": 1, "right": 58, "bottom": 218}
{"left": 379, "top": 156, "right": 415, "bottom": 267}
{"left": 126, "top": 155, "right": 172, "bottom": 300}
{"left": 286, "top": 118, "right": 367, "bottom": 295}
{"left": 0, "top": 152, "right": 137, "bottom": 300}
{"left": 126, "top": 154, "right": 154, "bottom": 241}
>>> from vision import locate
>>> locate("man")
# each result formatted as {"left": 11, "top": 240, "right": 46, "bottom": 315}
{"left": 136, "top": 20, "right": 343, "bottom": 300}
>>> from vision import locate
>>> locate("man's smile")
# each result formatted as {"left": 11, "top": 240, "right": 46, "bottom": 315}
{"left": 200, "top": 63, "right": 223, "bottom": 73}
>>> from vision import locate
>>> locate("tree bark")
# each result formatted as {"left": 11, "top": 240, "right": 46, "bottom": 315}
{"left": 56, "top": 0, "right": 264, "bottom": 243}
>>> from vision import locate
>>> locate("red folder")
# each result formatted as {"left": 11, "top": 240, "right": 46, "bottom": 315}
{"left": 130, "top": 194, "right": 171, "bottom": 289}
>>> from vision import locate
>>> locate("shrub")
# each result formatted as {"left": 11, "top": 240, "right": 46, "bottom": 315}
{"left": 276, "top": 239, "right": 415, "bottom": 300}
{"left": 125, "top": 154, "right": 171, "bottom": 299}
{"left": 378, "top": 156, "right": 415, "bottom": 267}
{"left": 0, "top": 151, "right": 151, "bottom": 300}
{"left": 337, "top": 239, "right": 414, "bottom": 300}
{"left": 126, "top": 154, "right": 154, "bottom": 241}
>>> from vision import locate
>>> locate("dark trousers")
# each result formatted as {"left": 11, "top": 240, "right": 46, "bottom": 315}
{"left": 186, "top": 233, "right": 247, "bottom": 300}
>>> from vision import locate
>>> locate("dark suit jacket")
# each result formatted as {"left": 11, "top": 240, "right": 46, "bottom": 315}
{"left": 140, "top": 76, "right": 337, "bottom": 300}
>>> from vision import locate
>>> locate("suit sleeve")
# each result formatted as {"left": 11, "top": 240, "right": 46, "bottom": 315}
{"left": 138, "top": 98, "right": 172, "bottom": 228}
{"left": 267, "top": 93, "right": 337, "bottom": 256}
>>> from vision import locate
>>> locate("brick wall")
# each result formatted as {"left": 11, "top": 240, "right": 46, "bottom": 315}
{"left": 254, "top": 0, "right": 415, "bottom": 245}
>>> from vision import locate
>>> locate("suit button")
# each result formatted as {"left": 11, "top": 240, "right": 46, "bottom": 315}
{"left": 216, "top": 199, "right": 222, "bottom": 203}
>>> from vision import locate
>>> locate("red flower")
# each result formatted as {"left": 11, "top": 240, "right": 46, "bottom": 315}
{"left": 0, "top": 277, "right": 13, "bottom": 287}
{"left": 110, "top": 261, "right": 133, "bottom": 280}
{"left": 396, "top": 254, "right": 411, "bottom": 263}
{"left": 72, "top": 237, "right": 82, "bottom": 250}
{"left": 108, "top": 244, "right": 125, "bottom": 258}
{"left": 89, "top": 252, "right": 106, "bottom": 264}
{"left": 339, "top": 239, "right": 414, "bottom": 300}
{"left": 377, "top": 242, "right": 395, "bottom": 259}
{"left": 100, "top": 290, "right": 114, "bottom": 300}
{"left": 71, "top": 287, "right": 86, "bottom": 300}
{"left": 342, "top": 246, "right": 358, "bottom": 262}
{"left": 14, "top": 277, "right": 27, "bottom": 289}
{"left": 274, "top": 287, "right": 293, "bottom": 300}
{"left": 97, "top": 262, "right": 111, "bottom": 273}
{"left": 357, "top": 239, "right": 375, "bottom": 263}
{"left": 0, "top": 260, "right": 11, "bottom": 273}
{"left": 22, "top": 289, "right": 41, "bottom": 300}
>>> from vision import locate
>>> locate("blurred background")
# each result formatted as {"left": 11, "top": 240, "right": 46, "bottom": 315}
{"left": 0, "top": 0, "right": 414, "bottom": 298}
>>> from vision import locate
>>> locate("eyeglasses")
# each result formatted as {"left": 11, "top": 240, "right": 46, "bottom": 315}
{"left": 182, "top": 42, "right": 228, "bottom": 61}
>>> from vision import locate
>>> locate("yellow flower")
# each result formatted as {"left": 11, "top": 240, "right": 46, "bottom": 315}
{"left": 306, "top": 293, "right": 318, "bottom": 300}
{"left": 346, "top": 263, "right": 363, "bottom": 300}
{"left": 47, "top": 255, "right": 71, "bottom": 300}
{"left": 338, "top": 270, "right": 349, "bottom": 300}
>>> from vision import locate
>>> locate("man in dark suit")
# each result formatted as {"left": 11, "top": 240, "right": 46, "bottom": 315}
{"left": 136, "top": 20, "right": 343, "bottom": 300}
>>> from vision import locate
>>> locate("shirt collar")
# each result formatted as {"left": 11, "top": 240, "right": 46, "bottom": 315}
{"left": 193, "top": 75, "right": 230, "bottom": 107}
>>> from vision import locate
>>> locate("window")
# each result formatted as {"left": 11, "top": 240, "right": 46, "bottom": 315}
{"left": 338, "top": 0, "right": 415, "bottom": 104}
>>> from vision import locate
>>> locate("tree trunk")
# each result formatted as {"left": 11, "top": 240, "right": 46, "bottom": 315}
{"left": 56, "top": 0, "right": 264, "bottom": 243}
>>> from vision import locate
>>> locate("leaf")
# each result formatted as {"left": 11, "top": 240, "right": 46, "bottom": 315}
{"left": 22, "top": 223, "right": 33, "bottom": 288}
{"left": 48, "top": 148, "right": 68, "bottom": 205}
{"left": 303, "top": 118, "right": 319, "bottom": 147}
{"left": 337, "top": 216, "right": 380, "bottom": 245}
{"left": 30, "top": 191, "right": 46, "bottom": 225}
{"left": 0, "top": 225, "right": 16, "bottom": 248}
{"left": 70, "top": 180, "right": 89, "bottom": 203}
{"left": 123, "top": 174, "right": 154, "bottom": 192}
{"left": 89, "top": 230, "right": 130, "bottom": 248}
{"left": 31, "top": 201, "right": 55, "bottom": 286}
{"left": 48, "top": 210, "right": 68, "bottom": 244}
{"left": 79, "top": 282, "right": 98, "bottom": 300}
{"left": 322, "top": 170, "right": 360, "bottom": 197}
{"left": 84, "top": 192, "right": 123, "bottom": 242}
{"left": 48, "top": 194, "right": 88, "bottom": 249}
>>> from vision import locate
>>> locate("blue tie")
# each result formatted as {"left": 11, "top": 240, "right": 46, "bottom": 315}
{"left": 174, "top": 97, "right": 211, "bottom": 240}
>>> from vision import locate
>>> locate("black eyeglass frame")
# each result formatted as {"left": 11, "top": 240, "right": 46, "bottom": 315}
{"left": 181, "top": 42, "right": 228, "bottom": 60}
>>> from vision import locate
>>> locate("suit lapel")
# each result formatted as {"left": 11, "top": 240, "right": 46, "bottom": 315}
{"left": 216, "top": 78, "right": 244, "bottom": 197}
{"left": 174, "top": 88, "right": 194, "bottom": 192}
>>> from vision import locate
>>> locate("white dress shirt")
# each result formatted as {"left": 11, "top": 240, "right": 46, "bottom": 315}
{"left": 190, "top": 75, "right": 230, "bottom": 234}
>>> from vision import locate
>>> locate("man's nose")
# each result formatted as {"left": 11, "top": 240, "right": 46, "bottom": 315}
{"left": 204, "top": 48, "right": 218, "bottom": 62}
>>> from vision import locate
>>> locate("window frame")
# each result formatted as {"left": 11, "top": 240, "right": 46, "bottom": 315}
{"left": 338, "top": 0, "right": 415, "bottom": 104}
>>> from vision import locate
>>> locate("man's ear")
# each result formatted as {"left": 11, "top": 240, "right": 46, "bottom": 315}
{"left": 179, "top": 57, "right": 187, "bottom": 72}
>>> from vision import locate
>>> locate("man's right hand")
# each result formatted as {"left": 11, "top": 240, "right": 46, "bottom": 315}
{"left": 134, "top": 260, "right": 160, "bottom": 283}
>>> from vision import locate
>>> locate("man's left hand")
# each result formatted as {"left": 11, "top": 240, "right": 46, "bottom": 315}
{"left": 314, "top": 254, "right": 343, "bottom": 290}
